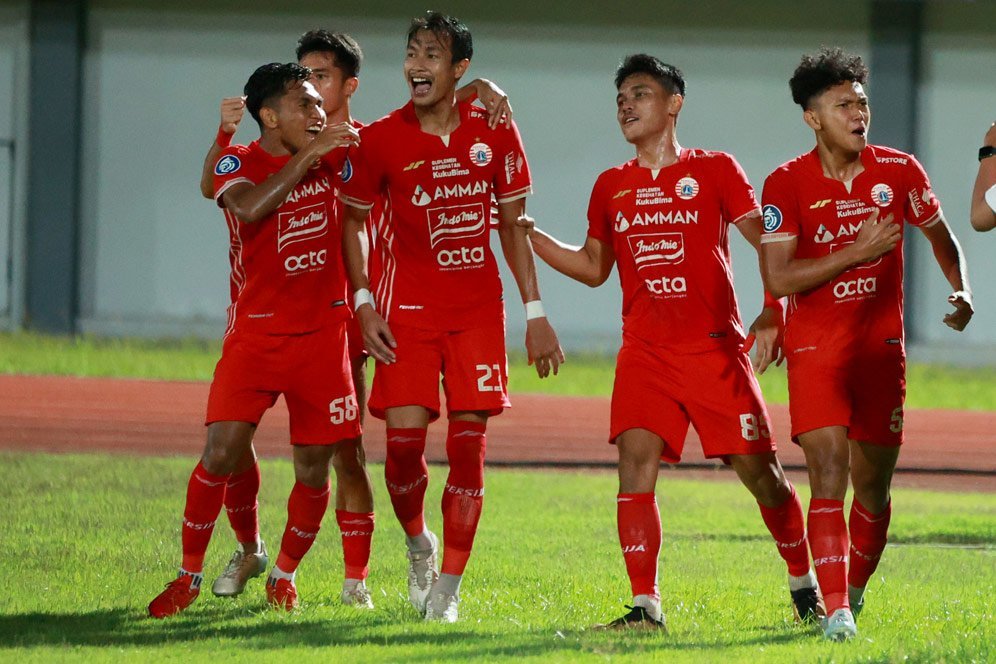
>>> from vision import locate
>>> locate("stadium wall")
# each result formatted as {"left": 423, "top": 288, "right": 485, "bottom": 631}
{"left": 6, "top": 0, "right": 996, "bottom": 363}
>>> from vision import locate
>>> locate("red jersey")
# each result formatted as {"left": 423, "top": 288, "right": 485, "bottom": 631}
{"left": 760, "top": 145, "right": 941, "bottom": 357}
{"left": 213, "top": 141, "right": 350, "bottom": 336}
{"left": 587, "top": 149, "right": 759, "bottom": 353}
{"left": 339, "top": 101, "right": 532, "bottom": 330}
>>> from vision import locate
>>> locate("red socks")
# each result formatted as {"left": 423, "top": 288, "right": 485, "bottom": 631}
{"left": 385, "top": 428, "right": 429, "bottom": 536}
{"left": 808, "top": 498, "right": 849, "bottom": 613}
{"left": 848, "top": 500, "right": 891, "bottom": 590}
{"left": 757, "top": 484, "right": 811, "bottom": 577}
{"left": 337, "top": 510, "right": 375, "bottom": 581}
{"left": 181, "top": 461, "right": 230, "bottom": 573}
{"left": 617, "top": 492, "right": 661, "bottom": 599}
{"left": 275, "top": 481, "right": 331, "bottom": 573}
{"left": 440, "top": 420, "right": 487, "bottom": 576}
{"left": 224, "top": 462, "right": 260, "bottom": 545}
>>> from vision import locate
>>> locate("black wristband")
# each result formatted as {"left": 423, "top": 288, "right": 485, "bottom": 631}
{"left": 980, "top": 146, "right": 996, "bottom": 162}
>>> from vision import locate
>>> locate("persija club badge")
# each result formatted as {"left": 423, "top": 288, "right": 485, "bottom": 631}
{"left": 871, "top": 183, "right": 894, "bottom": 207}
{"left": 469, "top": 142, "right": 493, "bottom": 167}
{"left": 675, "top": 177, "right": 699, "bottom": 200}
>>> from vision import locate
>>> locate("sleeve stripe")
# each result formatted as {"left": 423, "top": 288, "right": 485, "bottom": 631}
{"left": 731, "top": 208, "right": 761, "bottom": 225}
{"left": 337, "top": 194, "right": 374, "bottom": 211}
{"left": 760, "top": 233, "right": 796, "bottom": 244}
{"left": 919, "top": 210, "right": 942, "bottom": 228}
{"left": 214, "top": 178, "right": 253, "bottom": 203}
{"left": 495, "top": 186, "right": 533, "bottom": 204}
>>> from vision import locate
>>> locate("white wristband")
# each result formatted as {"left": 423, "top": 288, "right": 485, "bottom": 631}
{"left": 353, "top": 288, "right": 375, "bottom": 311}
{"left": 524, "top": 300, "right": 546, "bottom": 320}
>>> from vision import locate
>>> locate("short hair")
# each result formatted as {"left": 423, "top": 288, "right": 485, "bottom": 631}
{"left": 295, "top": 29, "right": 363, "bottom": 78}
{"left": 244, "top": 62, "right": 311, "bottom": 127}
{"left": 407, "top": 11, "right": 473, "bottom": 63}
{"left": 790, "top": 47, "right": 869, "bottom": 109}
{"left": 615, "top": 54, "right": 685, "bottom": 96}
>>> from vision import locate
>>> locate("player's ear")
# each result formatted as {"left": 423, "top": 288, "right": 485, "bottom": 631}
{"left": 344, "top": 76, "right": 359, "bottom": 98}
{"left": 803, "top": 107, "right": 820, "bottom": 131}
{"left": 453, "top": 58, "right": 470, "bottom": 81}
{"left": 669, "top": 94, "right": 684, "bottom": 116}
{"left": 260, "top": 105, "right": 279, "bottom": 130}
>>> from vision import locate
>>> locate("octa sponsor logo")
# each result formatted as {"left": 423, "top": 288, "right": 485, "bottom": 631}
{"left": 284, "top": 249, "right": 327, "bottom": 272}
{"left": 644, "top": 276, "right": 687, "bottom": 295}
{"left": 437, "top": 246, "right": 485, "bottom": 267}
{"left": 833, "top": 277, "right": 876, "bottom": 298}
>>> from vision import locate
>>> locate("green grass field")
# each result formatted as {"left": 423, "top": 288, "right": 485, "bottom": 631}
{"left": 1, "top": 452, "right": 993, "bottom": 662}
{"left": 1, "top": 331, "right": 994, "bottom": 410}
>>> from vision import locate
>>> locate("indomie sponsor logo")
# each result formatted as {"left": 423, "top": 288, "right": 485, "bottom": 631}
{"left": 628, "top": 232, "right": 685, "bottom": 270}
{"left": 833, "top": 277, "right": 877, "bottom": 299}
{"left": 427, "top": 203, "right": 486, "bottom": 247}
{"left": 277, "top": 203, "right": 328, "bottom": 251}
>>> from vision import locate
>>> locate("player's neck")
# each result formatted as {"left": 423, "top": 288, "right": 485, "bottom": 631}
{"left": 815, "top": 139, "right": 864, "bottom": 182}
{"left": 634, "top": 130, "right": 681, "bottom": 170}
{"left": 326, "top": 105, "right": 352, "bottom": 126}
{"left": 414, "top": 93, "right": 460, "bottom": 136}
{"left": 258, "top": 132, "right": 292, "bottom": 157}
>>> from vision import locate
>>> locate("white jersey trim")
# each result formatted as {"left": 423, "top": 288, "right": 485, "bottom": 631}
{"left": 920, "top": 210, "right": 942, "bottom": 228}
{"left": 760, "top": 233, "right": 796, "bottom": 244}
{"left": 495, "top": 186, "right": 533, "bottom": 204}
{"left": 338, "top": 193, "right": 375, "bottom": 211}
{"left": 732, "top": 208, "right": 761, "bottom": 226}
{"left": 214, "top": 177, "right": 253, "bottom": 204}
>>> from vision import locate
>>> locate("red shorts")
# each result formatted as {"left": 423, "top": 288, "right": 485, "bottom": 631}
{"left": 787, "top": 345, "right": 906, "bottom": 446}
{"left": 206, "top": 323, "right": 361, "bottom": 445}
{"left": 368, "top": 315, "right": 509, "bottom": 421}
{"left": 346, "top": 316, "right": 367, "bottom": 362}
{"left": 610, "top": 335, "right": 775, "bottom": 463}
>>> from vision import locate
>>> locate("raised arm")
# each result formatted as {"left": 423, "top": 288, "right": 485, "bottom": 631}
{"left": 761, "top": 209, "right": 900, "bottom": 298}
{"left": 199, "top": 96, "right": 247, "bottom": 199}
{"left": 496, "top": 199, "right": 565, "bottom": 378}
{"left": 456, "top": 78, "right": 512, "bottom": 129}
{"left": 970, "top": 122, "right": 996, "bottom": 232}
{"left": 221, "top": 123, "right": 358, "bottom": 223}
{"left": 516, "top": 214, "right": 615, "bottom": 288}
{"left": 918, "top": 214, "right": 974, "bottom": 331}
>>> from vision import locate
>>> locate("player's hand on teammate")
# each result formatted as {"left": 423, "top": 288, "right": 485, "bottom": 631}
{"left": 356, "top": 305, "right": 397, "bottom": 364}
{"left": 514, "top": 213, "right": 536, "bottom": 234}
{"left": 219, "top": 96, "right": 246, "bottom": 135}
{"left": 473, "top": 78, "right": 513, "bottom": 129}
{"left": 525, "top": 318, "right": 565, "bottom": 378}
{"left": 850, "top": 209, "right": 900, "bottom": 264}
{"left": 311, "top": 122, "right": 361, "bottom": 156}
{"left": 743, "top": 307, "right": 784, "bottom": 374}
{"left": 944, "top": 290, "right": 974, "bottom": 331}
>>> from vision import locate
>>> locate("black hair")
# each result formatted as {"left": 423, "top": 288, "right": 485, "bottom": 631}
{"left": 296, "top": 29, "right": 363, "bottom": 78}
{"left": 243, "top": 62, "right": 312, "bottom": 127}
{"left": 790, "top": 47, "right": 868, "bottom": 109}
{"left": 615, "top": 54, "right": 685, "bottom": 96}
{"left": 407, "top": 11, "right": 473, "bottom": 63}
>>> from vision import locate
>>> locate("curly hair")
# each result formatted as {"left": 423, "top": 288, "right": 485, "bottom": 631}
{"left": 789, "top": 47, "right": 868, "bottom": 109}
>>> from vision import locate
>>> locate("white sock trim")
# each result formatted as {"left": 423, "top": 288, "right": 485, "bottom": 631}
{"left": 788, "top": 569, "right": 818, "bottom": 592}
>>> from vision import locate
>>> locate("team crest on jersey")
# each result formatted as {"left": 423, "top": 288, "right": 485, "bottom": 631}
{"left": 870, "top": 183, "right": 894, "bottom": 207}
{"left": 411, "top": 185, "right": 432, "bottom": 207}
{"left": 628, "top": 232, "right": 685, "bottom": 271}
{"left": 214, "top": 155, "right": 241, "bottom": 176}
{"left": 762, "top": 204, "right": 783, "bottom": 232}
{"left": 340, "top": 157, "right": 353, "bottom": 183}
{"left": 469, "top": 142, "right": 493, "bottom": 167}
{"left": 675, "top": 177, "right": 699, "bottom": 200}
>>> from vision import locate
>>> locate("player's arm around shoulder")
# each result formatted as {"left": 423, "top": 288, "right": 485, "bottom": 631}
{"left": 916, "top": 213, "right": 974, "bottom": 331}
{"left": 497, "top": 198, "right": 565, "bottom": 378}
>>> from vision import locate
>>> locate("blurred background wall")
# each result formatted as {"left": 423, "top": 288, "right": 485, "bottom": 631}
{"left": 2, "top": 0, "right": 994, "bottom": 364}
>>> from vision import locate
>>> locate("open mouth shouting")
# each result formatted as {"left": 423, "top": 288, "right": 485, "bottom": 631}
{"left": 410, "top": 75, "right": 433, "bottom": 99}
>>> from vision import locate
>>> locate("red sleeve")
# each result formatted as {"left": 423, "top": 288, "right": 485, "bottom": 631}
{"left": 493, "top": 120, "right": 533, "bottom": 203}
{"left": 903, "top": 155, "right": 942, "bottom": 227}
{"left": 586, "top": 172, "right": 613, "bottom": 244}
{"left": 212, "top": 145, "right": 254, "bottom": 208}
{"left": 338, "top": 129, "right": 380, "bottom": 210}
{"left": 720, "top": 153, "right": 760, "bottom": 224}
{"left": 760, "top": 168, "right": 800, "bottom": 245}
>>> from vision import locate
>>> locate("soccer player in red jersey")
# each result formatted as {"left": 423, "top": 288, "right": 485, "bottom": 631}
{"left": 194, "top": 30, "right": 514, "bottom": 605}
{"left": 339, "top": 12, "right": 564, "bottom": 622}
{"left": 517, "top": 54, "right": 817, "bottom": 630}
{"left": 760, "top": 48, "right": 973, "bottom": 641}
{"left": 148, "top": 63, "right": 363, "bottom": 618}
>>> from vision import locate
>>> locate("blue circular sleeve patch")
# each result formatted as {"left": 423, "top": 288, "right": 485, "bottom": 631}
{"left": 762, "top": 204, "right": 783, "bottom": 232}
{"left": 214, "top": 155, "right": 241, "bottom": 176}
{"left": 340, "top": 157, "right": 353, "bottom": 183}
